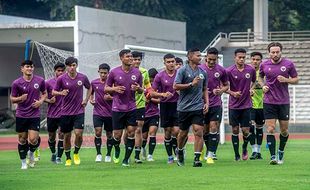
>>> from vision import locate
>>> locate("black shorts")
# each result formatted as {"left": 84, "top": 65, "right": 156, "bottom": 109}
{"left": 250, "top": 108, "right": 265, "bottom": 125}
{"left": 178, "top": 110, "right": 204, "bottom": 131}
{"left": 263, "top": 103, "right": 290, "bottom": 121}
{"left": 229, "top": 108, "right": 251, "bottom": 128}
{"left": 136, "top": 108, "right": 146, "bottom": 121}
{"left": 60, "top": 113, "right": 85, "bottom": 133}
{"left": 112, "top": 110, "right": 137, "bottom": 130}
{"left": 160, "top": 102, "right": 178, "bottom": 128}
{"left": 93, "top": 115, "right": 113, "bottom": 132}
{"left": 47, "top": 117, "right": 61, "bottom": 132}
{"left": 16, "top": 117, "right": 40, "bottom": 133}
{"left": 204, "top": 106, "right": 222, "bottom": 124}
{"left": 142, "top": 115, "right": 159, "bottom": 133}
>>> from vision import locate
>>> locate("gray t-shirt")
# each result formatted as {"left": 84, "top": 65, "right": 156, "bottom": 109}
{"left": 174, "top": 63, "right": 208, "bottom": 112}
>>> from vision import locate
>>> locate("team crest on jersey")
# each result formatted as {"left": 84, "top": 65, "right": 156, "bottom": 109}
{"left": 214, "top": 72, "right": 220, "bottom": 78}
{"left": 77, "top": 80, "right": 83, "bottom": 86}
{"left": 34, "top": 83, "right": 39, "bottom": 89}
{"left": 131, "top": 75, "right": 137, "bottom": 81}
{"left": 245, "top": 73, "right": 251, "bottom": 79}
{"left": 199, "top": 73, "right": 204, "bottom": 79}
{"left": 280, "top": 66, "right": 286, "bottom": 72}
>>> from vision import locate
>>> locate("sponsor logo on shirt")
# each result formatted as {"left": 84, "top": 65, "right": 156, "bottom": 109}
{"left": 131, "top": 75, "right": 137, "bottom": 81}
{"left": 214, "top": 72, "right": 220, "bottom": 78}
{"left": 77, "top": 80, "right": 83, "bottom": 86}
{"left": 66, "top": 82, "right": 69, "bottom": 85}
{"left": 280, "top": 66, "right": 286, "bottom": 72}
{"left": 245, "top": 73, "right": 251, "bottom": 79}
{"left": 199, "top": 73, "right": 204, "bottom": 79}
{"left": 34, "top": 83, "right": 39, "bottom": 89}
{"left": 96, "top": 86, "right": 99, "bottom": 89}
{"left": 165, "top": 80, "right": 168, "bottom": 83}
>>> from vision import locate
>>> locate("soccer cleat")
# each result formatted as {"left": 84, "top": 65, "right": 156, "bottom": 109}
{"left": 73, "top": 153, "right": 81, "bottom": 165}
{"left": 193, "top": 161, "right": 202, "bottom": 167}
{"left": 135, "top": 158, "right": 143, "bottom": 164}
{"left": 235, "top": 155, "right": 241, "bottom": 161}
{"left": 65, "top": 159, "right": 72, "bottom": 166}
{"left": 34, "top": 148, "right": 40, "bottom": 162}
{"left": 277, "top": 151, "right": 284, "bottom": 165}
{"left": 56, "top": 157, "right": 62, "bottom": 164}
{"left": 28, "top": 151, "right": 35, "bottom": 168}
{"left": 249, "top": 152, "right": 258, "bottom": 160}
{"left": 206, "top": 157, "right": 215, "bottom": 164}
{"left": 256, "top": 153, "right": 263, "bottom": 160}
{"left": 269, "top": 155, "right": 277, "bottom": 165}
{"left": 242, "top": 149, "right": 248, "bottom": 160}
{"left": 21, "top": 159, "right": 28, "bottom": 170}
{"left": 167, "top": 156, "right": 174, "bottom": 164}
{"left": 147, "top": 154, "right": 154, "bottom": 162}
{"left": 113, "top": 156, "right": 120, "bottom": 164}
{"left": 141, "top": 147, "right": 147, "bottom": 160}
{"left": 105, "top": 156, "right": 112, "bottom": 162}
{"left": 51, "top": 154, "right": 57, "bottom": 163}
{"left": 95, "top": 154, "right": 102, "bottom": 162}
{"left": 122, "top": 159, "right": 130, "bottom": 167}
{"left": 212, "top": 153, "right": 218, "bottom": 160}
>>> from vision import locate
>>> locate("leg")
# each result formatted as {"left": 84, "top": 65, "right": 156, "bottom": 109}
{"left": 241, "top": 127, "right": 250, "bottom": 160}
{"left": 278, "top": 120, "right": 289, "bottom": 164}
{"left": 112, "top": 129, "right": 123, "bottom": 163}
{"left": 192, "top": 124, "right": 204, "bottom": 162}
{"left": 134, "top": 120, "right": 144, "bottom": 162}
{"left": 171, "top": 126, "right": 179, "bottom": 156}
{"left": 231, "top": 126, "right": 240, "bottom": 160}
{"left": 94, "top": 127, "right": 103, "bottom": 162}
{"left": 164, "top": 127, "right": 173, "bottom": 159}
{"left": 123, "top": 125, "right": 136, "bottom": 165}
{"left": 64, "top": 132, "right": 72, "bottom": 162}
{"left": 203, "top": 124, "right": 210, "bottom": 154}
{"left": 18, "top": 132, "right": 29, "bottom": 169}
{"left": 148, "top": 125, "right": 158, "bottom": 158}
{"left": 265, "top": 119, "right": 277, "bottom": 164}
{"left": 56, "top": 130, "right": 64, "bottom": 163}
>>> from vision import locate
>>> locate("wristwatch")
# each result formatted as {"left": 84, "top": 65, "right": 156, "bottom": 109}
{"left": 189, "top": 82, "right": 193, "bottom": 87}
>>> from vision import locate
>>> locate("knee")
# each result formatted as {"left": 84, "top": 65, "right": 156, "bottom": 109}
{"left": 28, "top": 137, "right": 37, "bottom": 145}
{"left": 232, "top": 127, "right": 239, "bottom": 135}
{"left": 280, "top": 129, "right": 289, "bottom": 137}
{"left": 135, "top": 127, "right": 142, "bottom": 134}
{"left": 18, "top": 137, "right": 27, "bottom": 144}
{"left": 267, "top": 126, "right": 276, "bottom": 134}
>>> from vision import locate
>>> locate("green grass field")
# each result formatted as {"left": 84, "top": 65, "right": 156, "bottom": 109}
{"left": 0, "top": 140, "right": 309, "bottom": 190}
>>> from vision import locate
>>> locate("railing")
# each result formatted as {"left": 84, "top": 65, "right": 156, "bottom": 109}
{"left": 203, "top": 32, "right": 227, "bottom": 52}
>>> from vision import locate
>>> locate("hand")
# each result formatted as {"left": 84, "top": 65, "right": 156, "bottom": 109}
{"left": 32, "top": 99, "right": 42, "bottom": 108}
{"left": 49, "top": 96, "right": 56, "bottom": 104}
{"left": 231, "top": 91, "right": 242, "bottom": 98}
{"left": 89, "top": 99, "right": 96, "bottom": 105}
{"left": 20, "top": 94, "right": 28, "bottom": 102}
{"left": 262, "top": 85, "right": 269, "bottom": 93}
{"left": 104, "top": 94, "right": 113, "bottom": 101}
{"left": 192, "top": 76, "right": 200, "bottom": 86}
{"left": 213, "top": 86, "right": 223, "bottom": 96}
{"left": 203, "top": 103, "right": 209, "bottom": 114}
{"left": 114, "top": 86, "right": 126, "bottom": 94}
{"left": 250, "top": 89, "right": 255, "bottom": 96}
{"left": 81, "top": 99, "right": 88, "bottom": 107}
{"left": 61, "top": 89, "right": 69, "bottom": 96}
{"left": 131, "top": 82, "right": 141, "bottom": 92}
{"left": 277, "top": 75, "right": 288, "bottom": 83}
{"left": 161, "top": 91, "right": 173, "bottom": 98}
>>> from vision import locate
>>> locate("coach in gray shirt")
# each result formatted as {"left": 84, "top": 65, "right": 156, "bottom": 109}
{"left": 173, "top": 48, "right": 209, "bottom": 167}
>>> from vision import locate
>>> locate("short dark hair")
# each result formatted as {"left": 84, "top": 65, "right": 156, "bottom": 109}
{"left": 267, "top": 42, "right": 283, "bottom": 52}
{"left": 234, "top": 48, "right": 246, "bottom": 55}
{"left": 175, "top": 57, "right": 183, "bottom": 64}
{"left": 148, "top": 68, "right": 158, "bottom": 79}
{"left": 250, "top": 52, "right": 263, "bottom": 59}
{"left": 187, "top": 48, "right": 200, "bottom": 56}
{"left": 54, "top": 62, "right": 65, "bottom": 71}
{"left": 119, "top": 49, "right": 131, "bottom": 58}
{"left": 207, "top": 47, "right": 219, "bottom": 55}
{"left": 98, "top": 63, "right": 110, "bottom": 71}
{"left": 132, "top": 51, "right": 143, "bottom": 59}
{"left": 21, "top": 60, "right": 34, "bottom": 67}
{"left": 163, "top": 53, "right": 175, "bottom": 60}
{"left": 65, "top": 57, "right": 78, "bottom": 65}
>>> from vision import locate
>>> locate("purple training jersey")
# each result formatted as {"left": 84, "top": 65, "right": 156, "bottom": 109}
{"left": 91, "top": 78, "right": 112, "bottom": 117}
{"left": 11, "top": 75, "right": 46, "bottom": 118}
{"left": 46, "top": 78, "right": 62, "bottom": 118}
{"left": 152, "top": 70, "right": 179, "bottom": 102}
{"left": 54, "top": 72, "right": 90, "bottom": 116}
{"left": 106, "top": 66, "right": 142, "bottom": 112}
{"left": 226, "top": 64, "right": 256, "bottom": 109}
{"left": 259, "top": 58, "right": 298, "bottom": 104}
{"left": 200, "top": 64, "right": 228, "bottom": 107}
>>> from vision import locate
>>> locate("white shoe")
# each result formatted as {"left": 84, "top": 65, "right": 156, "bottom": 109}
{"left": 141, "top": 148, "right": 147, "bottom": 160}
{"left": 147, "top": 155, "right": 154, "bottom": 161}
{"left": 95, "top": 154, "right": 102, "bottom": 162}
{"left": 105, "top": 156, "right": 112, "bottom": 162}
{"left": 28, "top": 151, "right": 35, "bottom": 168}
{"left": 21, "top": 159, "right": 28, "bottom": 170}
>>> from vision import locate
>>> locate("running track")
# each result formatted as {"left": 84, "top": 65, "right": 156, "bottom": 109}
{"left": 0, "top": 134, "right": 309, "bottom": 151}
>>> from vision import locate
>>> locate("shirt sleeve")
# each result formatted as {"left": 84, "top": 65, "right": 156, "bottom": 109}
{"left": 138, "top": 72, "right": 143, "bottom": 87}
{"left": 259, "top": 64, "right": 265, "bottom": 78}
{"left": 11, "top": 81, "right": 19, "bottom": 97}
{"left": 40, "top": 78, "right": 46, "bottom": 93}
{"left": 106, "top": 71, "right": 114, "bottom": 87}
{"left": 83, "top": 75, "right": 91, "bottom": 89}
{"left": 90, "top": 81, "right": 95, "bottom": 95}
{"left": 174, "top": 68, "right": 184, "bottom": 84}
{"left": 152, "top": 74, "right": 161, "bottom": 91}
{"left": 252, "top": 68, "right": 257, "bottom": 83}
{"left": 54, "top": 77, "right": 63, "bottom": 91}
{"left": 221, "top": 68, "right": 228, "bottom": 85}
{"left": 289, "top": 62, "right": 298, "bottom": 78}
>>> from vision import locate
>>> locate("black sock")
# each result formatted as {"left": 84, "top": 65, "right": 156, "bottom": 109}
{"left": 178, "top": 148, "right": 184, "bottom": 162}
{"left": 171, "top": 136, "right": 178, "bottom": 155}
{"left": 203, "top": 134, "right": 210, "bottom": 152}
{"left": 164, "top": 138, "right": 173, "bottom": 157}
{"left": 232, "top": 134, "right": 240, "bottom": 156}
{"left": 267, "top": 134, "right": 276, "bottom": 156}
{"left": 94, "top": 136, "right": 102, "bottom": 155}
{"left": 242, "top": 135, "right": 249, "bottom": 150}
{"left": 48, "top": 140, "right": 56, "bottom": 154}
{"left": 279, "top": 133, "right": 289, "bottom": 151}
{"left": 18, "top": 141, "right": 29, "bottom": 159}
{"left": 256, "top": 128, "right": 263, "bottom": 146}
{"left": 106, "top": 138, "right": 113, "bottom": 156}
{"left": 57, "top": 139, "right": 64, "bottom": 158}
{"left": 36, "top": 137, "right": 41, "bottom": 149}
{"left": 65, "top": 150, "right": 71, "bottom": 160}
{"left": 142, "top": 139, "right": 147, "bottom": 149}
{"left": 74, "top": 145, "right": 80, "bottom": 154}
{"left": 124, "top": 138, "right": 135, "bottom": 161}
{"left": 134, "top": 146, "right": 141, "bottom": 159}
{"left": 113, "top": 138, "right": 121, "bottom": 158}
{"left": 214, "top": 133, "right": 220, "bottom": 154}
{"left": 194, "top": 152, "right": 201, "bottom": 161}
{"left": 209, "top": 132, "right": 217, "bottom": 153}
{"left": 149, "top": 136, "right": 156, "bottom": 155}
{"left": 249, "top": 133, "right": 255, "bottom": 146}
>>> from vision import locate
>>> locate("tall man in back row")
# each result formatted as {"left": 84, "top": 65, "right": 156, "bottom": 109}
{"left": 174, "top": 48, "right": 208, "bottom": 167}
{"left": 259, "top": 42, "right": 298, "bottom": 165}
